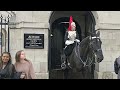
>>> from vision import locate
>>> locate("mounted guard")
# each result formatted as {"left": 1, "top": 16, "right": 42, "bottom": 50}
{"left": 61, "top": 16, "right": 80, "bottom": 69}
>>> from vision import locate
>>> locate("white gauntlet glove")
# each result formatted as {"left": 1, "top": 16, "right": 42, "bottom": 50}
{"left": 65, "top": 40, "right": 74, "bottom": 45}
{"left": 75, "top": 39, "right": 80, "bottom": 43}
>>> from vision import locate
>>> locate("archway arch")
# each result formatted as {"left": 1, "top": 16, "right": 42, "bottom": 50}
{"left": 49, "top": 11, "right": 98, "bottom": 25}
{"left": 48, "top": 11, "right": 97, "bottom": 79}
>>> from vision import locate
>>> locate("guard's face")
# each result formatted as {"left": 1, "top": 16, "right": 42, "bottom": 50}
{"left": 71, "top": 22, "right": 76, "bottom": 31}
{"left": 20, "top": 51, "right": 26, "bottom": 60}
{"left": 2, "top": 54, "right": 10, "bottom": 63}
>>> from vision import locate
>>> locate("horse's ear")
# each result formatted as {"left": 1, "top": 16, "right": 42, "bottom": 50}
{"left": 96, "top": 31, "right": 100, "bottom": 37}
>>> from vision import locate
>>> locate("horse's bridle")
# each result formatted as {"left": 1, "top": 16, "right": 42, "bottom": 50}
{"left": 75, "top": 42, "right": 94, "bottom": 67}
{"left": 89, "top": 36, "right": 102, "bottom": 56}
{"left": 74, "top": 36, "right": 101, "bottom": 67}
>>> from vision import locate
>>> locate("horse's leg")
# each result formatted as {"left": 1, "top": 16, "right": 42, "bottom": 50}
{"left": 81, "top": 67, "right": 86, "bottom": 79}
{"left": 64, "top": 69, "right": 69, "bottom": 79}
{"left": 87, "top": 65, "right": 94, "bottom": 79}
{"left": 88, "top": 66, "right": 91, "bottom": 79}
{"left": 91, "top": 64, "right": 95, "bottom": 79}
{"left": 82, "top": 67, "right": 90, "bottom": 79}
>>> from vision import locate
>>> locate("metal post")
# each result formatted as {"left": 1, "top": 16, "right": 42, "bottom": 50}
{"left": 7, "top": 15, "right": 10, "bottom": 52}
{"left": 0, "top": 15, "right": 3, "bottom": 56}
{"left": 4, "top": 18, "right": 6, "bottom": 52}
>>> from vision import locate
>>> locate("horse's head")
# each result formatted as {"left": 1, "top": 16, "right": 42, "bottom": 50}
{"left": 89, "top": 31, "right": 104, "bottom": 63}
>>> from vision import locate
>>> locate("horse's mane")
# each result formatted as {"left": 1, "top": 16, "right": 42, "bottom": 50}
{"left": 79, "top": 36, "right": 90, "bottom": 48}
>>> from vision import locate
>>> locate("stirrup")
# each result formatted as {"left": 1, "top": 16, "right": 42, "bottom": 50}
{"left": 61, "top": 62, "right": 67, "bottom": 70}
{"left": 61, "top": 55, "right": 67, "bottom": 70}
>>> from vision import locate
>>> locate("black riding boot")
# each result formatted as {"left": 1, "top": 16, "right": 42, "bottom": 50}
{"left": 61, "top": 50, "right": 67, "bottom": 70}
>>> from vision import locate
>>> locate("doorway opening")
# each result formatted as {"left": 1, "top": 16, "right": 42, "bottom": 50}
{"left": 48, "top": 11, "right": 96, "bottom": 79}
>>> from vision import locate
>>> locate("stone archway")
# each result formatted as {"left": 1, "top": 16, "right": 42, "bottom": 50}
{"left": 48, "top": 11, "right": 98, "bottom": 79}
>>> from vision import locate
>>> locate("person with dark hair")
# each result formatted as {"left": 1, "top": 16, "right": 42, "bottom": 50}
{"left": 14, "top": 50, "right": 36, "bottom": 79}
{"left": 0, "top": 52, "right": 15, "bottom": 79}
{"left": 114, "top": 56, "right": 120, "bottom": 79}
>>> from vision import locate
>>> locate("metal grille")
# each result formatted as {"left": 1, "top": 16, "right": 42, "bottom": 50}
{"left": 0, "top": 15, "right": 10, "bottom": 56}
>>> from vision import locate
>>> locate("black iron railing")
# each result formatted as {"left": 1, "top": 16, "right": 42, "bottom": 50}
{"left": 0, "top": 15, "right": 10, "bottom": 56}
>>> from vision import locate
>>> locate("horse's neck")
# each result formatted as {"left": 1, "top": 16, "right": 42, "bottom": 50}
{"left": 82, "top": 44, "right": 89, "bottom": 59}
{"left": 80, "top": 37, "right": 90, "bottom": 57}
{"left": 88, "top": 48, "right": 95, "bottom": 59}
{"left": 79, "top": 36, "right": 89, "bottom": 47}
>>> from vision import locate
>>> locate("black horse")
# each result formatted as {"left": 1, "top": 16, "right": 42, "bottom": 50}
{"left": 61, "top": 31, "right": 104, "bottom": 79}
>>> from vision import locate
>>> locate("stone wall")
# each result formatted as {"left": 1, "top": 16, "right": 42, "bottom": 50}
{"left": 8, "top": 11, "right": 120, "bottom": 79}
{"left": 94, "top": 24, "right": 120, "bottom": 79}
{"left": 9, "top": 11, "right": 50, "bottom": 79}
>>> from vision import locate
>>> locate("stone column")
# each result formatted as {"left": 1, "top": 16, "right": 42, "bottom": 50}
{"left": 94, "top": 23, "right": 120, "bottom": 79}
